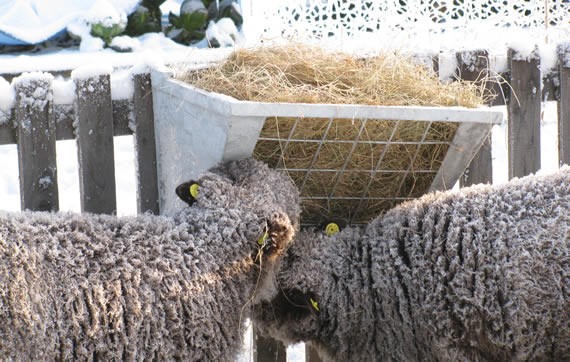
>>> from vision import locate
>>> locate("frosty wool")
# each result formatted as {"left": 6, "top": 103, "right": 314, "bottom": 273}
{"left": 0, "top": 158, "right": 299, "bottom": 361}
{"left": 254, "top": 167, "right": 570, "bottom": 361}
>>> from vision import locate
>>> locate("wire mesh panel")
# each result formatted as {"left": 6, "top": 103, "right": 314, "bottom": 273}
{"left": 254, "top": 116, "right": 457, "bottom": 225}
{"left": 249, "top": 0, "right": 570, "bottom": 41}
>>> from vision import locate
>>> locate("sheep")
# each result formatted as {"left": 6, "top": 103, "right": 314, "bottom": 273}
{"left": 0, "top": 158, "right": 299, "bottom": 361}
{"left": 253, "top": 166, "right": 570, "bottom": 361}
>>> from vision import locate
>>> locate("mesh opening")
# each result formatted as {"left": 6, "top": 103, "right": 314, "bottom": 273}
{"left": 254, "top": 116, "right": 458, "bottom": 225}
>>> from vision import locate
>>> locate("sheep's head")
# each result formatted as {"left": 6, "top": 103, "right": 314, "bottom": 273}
{"left": 177, "top": 158, "right": 301, "bottom": 228}
{"left": 253, "top": 226, "right": 363, "bottom": 359}
{"left": 175, "top": 158, "right": 301, "bottom": 299}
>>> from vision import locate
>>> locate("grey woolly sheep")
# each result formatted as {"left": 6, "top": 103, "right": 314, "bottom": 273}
{"left": 0, "top": 158, "right": 299, "bottom": 361}
{"left": 254, "top": 166, "right": 570, "bottom": 361}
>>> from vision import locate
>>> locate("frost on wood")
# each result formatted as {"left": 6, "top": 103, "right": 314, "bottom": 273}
{"left": 254, "top": 166, "right": 570, "bottom": 361}
{"left": 560, "top": 43, "right": 570, "bottom": 68}
{"left": 0, "top": 158, "right": 300, "bottom": 361}
{"left": 12, "top": 72, "right": 54, "bottom": 111}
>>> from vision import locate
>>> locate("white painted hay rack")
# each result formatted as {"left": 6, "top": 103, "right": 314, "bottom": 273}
{"left": 152, "top": 68, "right": 502, "bottom": 223}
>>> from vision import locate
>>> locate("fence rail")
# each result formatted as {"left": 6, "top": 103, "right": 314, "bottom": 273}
{"left": 1, "top": 43, "right": 569, "bottom": 361}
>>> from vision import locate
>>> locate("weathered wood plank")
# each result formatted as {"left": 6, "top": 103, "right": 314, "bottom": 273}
{"left": 254, "top": 328, "right": 286, "bottom": 362}
{"left": 0, "top": 122, "right": 16, "bottom": 144}
{"left": 113, "top": 99, "right": 133, "bottom": 136}
{"left": 305, "top": 344, "right": 322, "bottom": 362}
{"left": 14, "top": 74, "right": 59, "bottom": 211}
{"left": 54, "top": 104, "right": 75, "bottom": 140}
{"left": 456, "top": 50, "right": 494, "bottom": 186}
{"left": 461, "top": 137, "right": 493, "bottom": 186}
{"left": 559, "top": 44, "right": 570, "bottom": 166}
{"left": 73, "top": 73, "right": 117, "bottom": 214}
{"left": 133, "top": 73, "right": 159, "bottom": 214}
{"left": 507, "top": 49, "right": 541, "bottom": 179}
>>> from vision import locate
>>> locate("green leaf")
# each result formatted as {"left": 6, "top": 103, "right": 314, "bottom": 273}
{"left": 168, "top": 12, "right": 182, "bottom": 28}
{"left": 91, "top": 23, "right": 125, "bottom": 45}
{"left": 126, "top": 6, "right": 162, "bottom": 36}
{"left": 177, "top": 10, "right": 208, "bottom": 32}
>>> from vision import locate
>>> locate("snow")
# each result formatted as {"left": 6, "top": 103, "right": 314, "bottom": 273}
{"left": 110, "top": 35, "right": 139, "bottom": 51}
{"left": 71, "top": 64, "right": 114, "bottom": 80}
{"left": 110, "top": 68, "right": 134, "bottom": 100}
{"left": 206, "top": 18, "right": 241, "bottom": 47}
{"left": 0, "top": 76, "right": 15, "bottom": 112}
{"left": 0, "top": 34, "right": 234, "bottom": 74}
{"left": 12, "top": 72, "right": 53, "bottom": 111}
{"left": 52, "top": 76, "right": 75, "bottom": 105}
{"left": 0, "top": 0, "right": 137, "bottom": 45}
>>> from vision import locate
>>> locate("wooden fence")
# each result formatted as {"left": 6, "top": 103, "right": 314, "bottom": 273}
{"left": 0, "top": 71, "right": 159, "bottom": 215}
{"left": 0, "top": 43, "right": 569, "bottom": 362}
{"left": 455, "top": 45, "right": 570, "bottom": 186}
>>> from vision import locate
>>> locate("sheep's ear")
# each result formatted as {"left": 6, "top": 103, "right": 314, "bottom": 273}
{"left": 176, "top": 181, "right": 200, "bottom": 206}
{"left": 320, "top": 219, "right": 347, "bottom": 236}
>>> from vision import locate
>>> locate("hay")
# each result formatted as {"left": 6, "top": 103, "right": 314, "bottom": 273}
{"left": 178, "top": 45, "right": 487, "bottom": 224}
{"left": 178, "top": 45, "right": 484, "bottom": 107}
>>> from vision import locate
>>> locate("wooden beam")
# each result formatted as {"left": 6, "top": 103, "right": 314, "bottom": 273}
{"left": 133, "top": 73, "right": 160, "bottom": 215}
{"left": 507, "top": 49, "right": 541, "bottom": 179}
{"left": 456, "top": 50, "right": 494, "bottom": 186}
{"left": 559, "top": 44, "right": 570, "bottom": 166}
{"left": 14, "top": 74, "right": 59, "bottom": 211}
{"left": 74, "top": 73, "right": 117, "bottom": 214}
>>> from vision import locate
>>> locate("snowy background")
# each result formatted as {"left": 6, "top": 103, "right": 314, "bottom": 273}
{"left": 0, "top": 0, "right": 567, "bottom": 361}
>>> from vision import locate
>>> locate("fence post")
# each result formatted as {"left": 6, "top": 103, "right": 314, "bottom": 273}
{"left": 507, "top": 48, "right": 541, "bottom": 179}
{"left": 559, "top": 44, "right": 570, "bottom": 166}
{"left": 72, "top": 69, "right": 117, "bottom": 214}
{"left": 14, "top": 73, "right": 59, "bottom": 211}
{"left": 133, "top": 72, "right": 160, "bottom": 215}
{"left": 456, "top": 50, "right": 494, "bottom": 186}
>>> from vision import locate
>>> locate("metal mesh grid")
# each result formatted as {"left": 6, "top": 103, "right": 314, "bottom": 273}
{"left": 253, "top": 116, "right": 457, "bottom": 225}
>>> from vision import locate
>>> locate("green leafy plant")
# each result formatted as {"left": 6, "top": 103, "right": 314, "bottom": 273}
{"left": 125, "top": 0, "right": 165, "bottom": 36}
{"left": 91, "top": 22, "right": 125, "bottom": 45}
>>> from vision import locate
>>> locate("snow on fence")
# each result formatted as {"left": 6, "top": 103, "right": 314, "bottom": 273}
{"left": 0, "top": 69, "right": 158, "bottom": 215}
{"left": 0, "top": 43, "right": 569, "bottom": 361}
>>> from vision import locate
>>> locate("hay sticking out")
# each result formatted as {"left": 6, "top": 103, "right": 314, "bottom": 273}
{"left": 178, "top": 45, "right": 485, "bottom": 107}
{"left": 178, "top": 45, "right": 486, "bottom": 225}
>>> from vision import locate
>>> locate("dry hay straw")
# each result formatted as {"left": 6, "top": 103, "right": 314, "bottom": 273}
{"left": 178, "top": 45, "right": 487, "bottom": 224}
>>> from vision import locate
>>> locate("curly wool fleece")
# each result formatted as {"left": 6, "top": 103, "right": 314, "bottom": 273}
{"left": 254, "top": 166, "right": 570, "bottom": 361}
{"left": 0, "top": 158, "right": 299, "bottom": 361}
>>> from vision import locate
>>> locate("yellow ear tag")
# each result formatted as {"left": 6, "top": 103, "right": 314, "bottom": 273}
{"left": 257, "top": 230, "right": 269, "bottom": 246}
{"left": 310, "top": 298, "right": 320, "bottom": 312}
{"left": 189, "top": 183, "right": 200, "bottom": 198}
{"left": 325, "top": 222, "right": 340, "bottom": 237}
